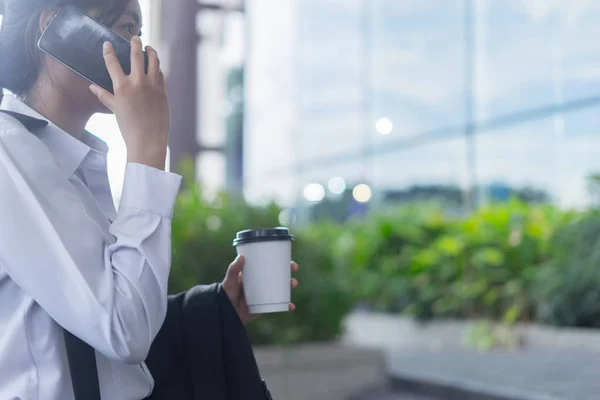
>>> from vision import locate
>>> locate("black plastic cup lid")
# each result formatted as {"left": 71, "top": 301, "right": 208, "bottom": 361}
{"left": 233, "top": 227, "right": 294, "bottom": 246}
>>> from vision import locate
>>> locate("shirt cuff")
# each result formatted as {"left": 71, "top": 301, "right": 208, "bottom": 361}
{"left": 119, "top": 163, "right": 182, "bottom": 218}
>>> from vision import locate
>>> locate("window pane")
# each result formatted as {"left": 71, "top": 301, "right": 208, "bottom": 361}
{"left": 373, "top": 137, "right": 467, "bottom": 192}
{"left": 197, "top": 151, "right": 226, "bottom": 200}
{"left": 296, "top": 0, "right": 363, "bottom": 163}
{"left": 197, "top": 11, "right": 227, "bottom": 148}
{"left": 476, "top": 121, "right": 559, "bottom": 203}
{"left": 371, "top": 0, "right": 466, "bottom": 137}
{"left": 475, "top": 0, "right": 600, "bottom": 122}
{"left": 244, "top": 177, "right": 297, "bottom": 207}
{"left": 475, "top": 106, "right": 600, "bottom": 208}
{"left": 245, "top": 0, "right": 296, "bottom": 179}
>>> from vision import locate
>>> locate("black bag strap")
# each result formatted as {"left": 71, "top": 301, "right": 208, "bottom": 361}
{"left": 0, "top": 109, "right": 102, "bottom": 400}
{"left": 63, "top": 330, "right": 102, "bottom": 400}
{"left": 0, "top": 109, "right": 49, "bottom": 131}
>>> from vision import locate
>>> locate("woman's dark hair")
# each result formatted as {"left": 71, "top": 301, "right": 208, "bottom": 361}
{"left": 0, "top": 0, "right": 129, "bottom": 99}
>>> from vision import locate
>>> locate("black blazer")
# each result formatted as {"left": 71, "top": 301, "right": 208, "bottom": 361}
{"left": 146, "top": 284, "right": 272, "bottom": 400}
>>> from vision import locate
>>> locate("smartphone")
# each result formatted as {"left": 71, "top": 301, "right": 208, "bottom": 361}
{"left": 37, "top": 5, "right": 147, "bottom": 94}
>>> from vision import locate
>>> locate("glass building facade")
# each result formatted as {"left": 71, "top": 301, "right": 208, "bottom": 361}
{"left": 245, "top": 0, "right": 600, "bottom": 214}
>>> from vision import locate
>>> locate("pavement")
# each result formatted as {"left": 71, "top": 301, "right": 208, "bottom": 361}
{"left": 361, "top": 391, "right": 438, "bottom": 400}
{"left": 344, "top": 313, "right": 600, "bottom": 400}
{"left": 387, "top": 348, "right": 600, "bottom": 400}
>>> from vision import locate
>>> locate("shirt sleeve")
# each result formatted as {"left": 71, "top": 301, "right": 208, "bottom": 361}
{"left": 0, "top": 132, "right": 182, "bottom": 364}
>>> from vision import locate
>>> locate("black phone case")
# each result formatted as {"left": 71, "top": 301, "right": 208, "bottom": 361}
{"left": 37, "top": 5, "right": 148, "bottom": 94}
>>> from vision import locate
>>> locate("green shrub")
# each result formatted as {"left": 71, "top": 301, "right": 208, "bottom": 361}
{"left": 424, "top": 200, "right": 570, "bottom": 323}
{"left": 169, "top": 182, "right": 353, "bottom": 345}
{"left": 534, "top": 210, "right": 600, "bottom": 328}
{"left": 339, "top": 200, "right": 574, "bottom": 324}
{"left": 170, "top": 172, "right": 594, "bottom": 338}
{"left": 335, "top": 202, "right": 449, "bottom": 314}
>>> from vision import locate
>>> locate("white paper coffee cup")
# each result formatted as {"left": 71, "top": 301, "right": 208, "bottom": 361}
{"left": 233, "top": 227, "right": 294, "bottom": 314}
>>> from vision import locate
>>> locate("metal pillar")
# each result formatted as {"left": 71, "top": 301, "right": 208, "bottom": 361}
{"left": 360, "top": 0, "right": 372, "bottom": 184}
{"left": 225, "top": 65, "right": 245, "bottom": 194}
{"left": 161, "top": 0, "right": 246, "bottom": 188}
{"left": 224, "top": 0, "right": 247, "bottom": 194}
{"left": 464, "top": 0, "right": 477, "bottom": 210}
{"left": 161, "top": 0, "right": 199, "bottom": 177}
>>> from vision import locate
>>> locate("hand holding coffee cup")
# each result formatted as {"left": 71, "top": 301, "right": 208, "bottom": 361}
{"left": 231, "top": 228, "right": 297, "bottom": 315}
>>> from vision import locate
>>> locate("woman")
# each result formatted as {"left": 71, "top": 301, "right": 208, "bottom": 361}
{"left": 0, "top": 0, "right": 298, "bottom": 399}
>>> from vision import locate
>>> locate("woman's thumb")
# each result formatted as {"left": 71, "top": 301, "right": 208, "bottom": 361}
{"left": 226, "top": 255, "right": 245, "bottom": 280}
{"left": 89, "top": 85, "right": 116, "bottom": 112}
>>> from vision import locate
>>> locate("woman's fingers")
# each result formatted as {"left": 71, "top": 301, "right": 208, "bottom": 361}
{"left": 146, "top": 45, "right": 160, "bottom": 81}
{"left": 103, "top": 42, "right": 125, "bottom": 84}
{"left": 130, "top": 35, "right": 145, "bottom": 79}
{"left": 291, "top": 262, "right": 299, "bottom": 290}
{"left": 101, "top": 37, "right": 170, "bottom": 172}
{"left": 158, "top": 71, "right": 166, "bottom": 92}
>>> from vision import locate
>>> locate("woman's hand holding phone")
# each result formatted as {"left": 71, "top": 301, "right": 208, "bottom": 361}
{"left": 89, "top": 36, "right": 169, "bottom": 171}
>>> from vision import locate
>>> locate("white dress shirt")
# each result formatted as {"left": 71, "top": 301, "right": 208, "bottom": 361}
{"left": 0, "top": 95, "right": 182, "bottom": 400}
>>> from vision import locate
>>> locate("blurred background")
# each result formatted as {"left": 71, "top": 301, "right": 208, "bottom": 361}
{"left": 92, "top": 0, "right": 600, "bottom": 213}
{"left": 77, "top": 0, "right": 600, "bottom": 399}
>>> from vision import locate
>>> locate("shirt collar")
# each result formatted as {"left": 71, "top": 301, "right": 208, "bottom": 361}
{"left": 0, "top": 95, "right": 109, "bottom": 178}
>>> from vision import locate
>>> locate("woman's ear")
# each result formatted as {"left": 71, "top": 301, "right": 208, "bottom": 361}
{"left": 39, "top": 7, "right": 60, "bottom": 33}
